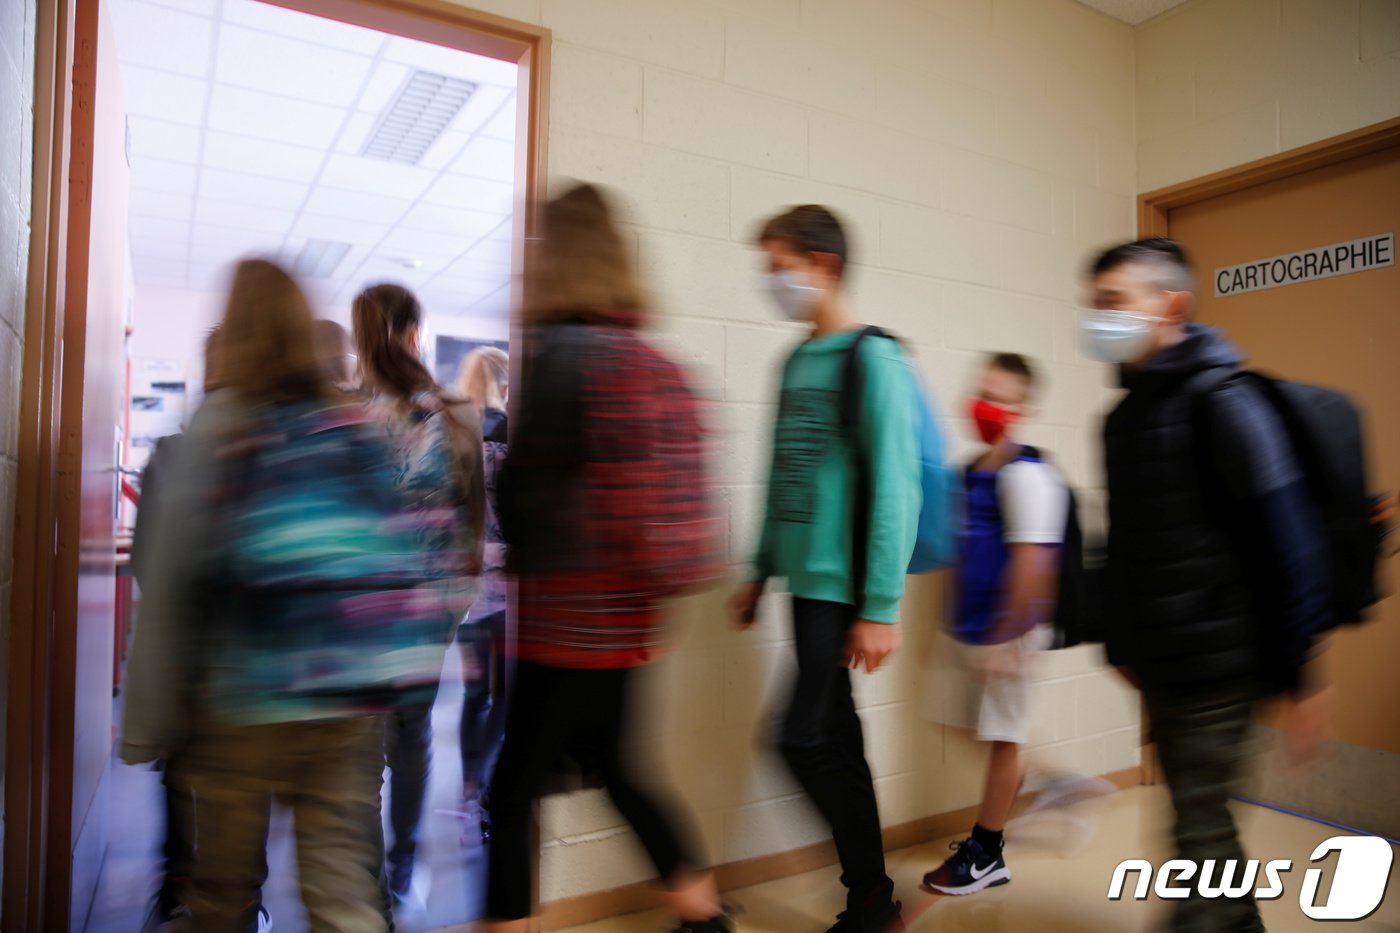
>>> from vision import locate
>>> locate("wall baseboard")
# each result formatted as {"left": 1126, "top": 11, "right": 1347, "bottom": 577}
{"left": 528, "top": 765, "right": 1142, "bottom": 930}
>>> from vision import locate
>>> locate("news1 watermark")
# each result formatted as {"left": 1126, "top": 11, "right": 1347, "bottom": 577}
{"left": 1108, "top": 835, "right": 1394, "bottom": 921}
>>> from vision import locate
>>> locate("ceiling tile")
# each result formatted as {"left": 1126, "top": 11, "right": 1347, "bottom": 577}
{"left": 421, "top": 174, "right": 514, "bottom": 214}
{"left": 420, "top": 273, "right": 504, "bottom": 302}
{"left": 356, "top": 61, "right": 411, "bottom": 116}
{"left": 289, "top": 213, "right": 389, "bottom": 247}
{"left": 207, "top": 84, "right": 344, "bottom": 149}
{"left": 414, "top": 130, "right": 470, "bottom": 172}
{"left": 127, "top": 0, "right": 216, "bottom": 16}
{"left": 112, "top": 1, "right": 214, "bottom": 78}
{"left": 196, "top": 198, "right": 297, "bottom": 234}
{"left": 128, "top": 189, "right": 194, "bottom": 222}
{"left": 444, "top": 255, "right": 511, "bottom": 280}
{"left": 221, "top": 0, "right": 385, "bottom": 55}
{"left": 199, "top": 168, "right": 310, "bottom": 211}
{"left": 375, "top": 227, "right": 468, "bottom": 263}
{"left": 190, "top": 223, "right": 286, "bottom": 256}
{"left": 203, "top": 132, "right": 325, "bottom": 183}
{"left": 129, "top": 215, "right": 191, "bottom": 242}
{"left": 216, "top": 25, "right": 374, "bottom": 108}
{"left": 126, "top": 117, "right": 202, "bottom": 163}
{"left": 319, "top": 153, "right": 436, "bottom": 201}
{"left": 335, "top": 112, "right": 377, "bottom": 155}
{"left": 397, "top": 202, "right": 503, "bottom": 238}
{"left": 449, "top": 136, "right": 515, "bottom": 183}
{"left": 135, "top": 272, "right": 193, "bottom": 289}
{"left": 129, "top": 158, "right": 199, "bottom": 196}
{"left": 120, "top": 66, "right": 208, "bottom": 124}
{"left": 303, "top": 186, "right": 412, "bottom": 224}
{"left": 479, "top": 96, "right": 517, "bottom": 142}
{"left": 451, "top": 84, "right": 512, "bottom": 135}
{"left": 382, "top": 36, "right": 519, "bottom": 88}
{"left": 465, "top": 283, "right": 513, "bottom": 318}
{"left": 461, "top": 231, "right": 514, "bottom": 269}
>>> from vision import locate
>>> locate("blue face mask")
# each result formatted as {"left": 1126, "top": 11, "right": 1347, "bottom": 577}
{"left": 1079, "top": 310, "right": 1161, "bottom": 363}
{"left": 765, "top": 270, "right": 822, "bottom": 322}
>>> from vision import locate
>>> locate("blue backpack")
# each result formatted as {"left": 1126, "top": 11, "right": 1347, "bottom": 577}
{"left": 840, "top": 325, "right": 960, "bottom": 582}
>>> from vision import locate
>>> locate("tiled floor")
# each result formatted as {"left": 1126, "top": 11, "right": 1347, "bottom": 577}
{"left": 560, "top": 786, "right": 1400, "bottom": 933}
{"left": 85, "top": 648, "right": 489, "bottom": 933}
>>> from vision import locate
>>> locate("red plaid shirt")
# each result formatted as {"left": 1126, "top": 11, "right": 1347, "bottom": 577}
{"left": 500, "top": 316, "right": 720, "bottom": 669}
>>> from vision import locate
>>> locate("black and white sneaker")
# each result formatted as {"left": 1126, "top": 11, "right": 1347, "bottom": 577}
{"left": 921, "top": 837, "right": 1010, "bottom": 895}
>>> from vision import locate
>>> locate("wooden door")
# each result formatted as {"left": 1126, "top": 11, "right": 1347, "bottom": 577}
{"left": 1167, "top": 139, "right": 1400, "bottom": 835}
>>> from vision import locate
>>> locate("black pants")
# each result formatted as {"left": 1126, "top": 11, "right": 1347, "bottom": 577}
{"left": 781, "top": 598, "right": 890, "bottom": 906}
{"left": 459, "top": 611, "right": 508, "bottom": 795}
{"left": 485, "top": 661, "right": 699, "bottom": 920}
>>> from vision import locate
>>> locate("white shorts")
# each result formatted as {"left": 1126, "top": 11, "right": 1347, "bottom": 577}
{"left": 939, "top": 626, "right": 1051, "bottom": 745}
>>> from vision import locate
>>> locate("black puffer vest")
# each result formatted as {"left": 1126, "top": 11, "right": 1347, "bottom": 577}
{"left": 1102, "top": 326, "right": 1260, "bottom": 689}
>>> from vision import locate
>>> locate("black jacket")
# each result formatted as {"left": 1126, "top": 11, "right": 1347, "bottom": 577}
{"left": 1102, "top": 325, "right": 1328, "bottom": 693}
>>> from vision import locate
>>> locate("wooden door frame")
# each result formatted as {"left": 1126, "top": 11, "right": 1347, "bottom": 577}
{"left": 3, "top": 1, "right": 549, "bottom": 926}
{"left": 1133, "top": 115, "right": 1400, "bottom": 788}
{"left": 1139, "top": 115, "right": 1400, "bottom": 236}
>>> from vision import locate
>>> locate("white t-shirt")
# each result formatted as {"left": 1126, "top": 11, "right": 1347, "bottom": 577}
{"left": 997, "top": 458, "right": 1070, "bottom": 545}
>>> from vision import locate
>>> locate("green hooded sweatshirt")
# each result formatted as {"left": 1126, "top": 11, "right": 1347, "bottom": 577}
{"left": 750, "top": 329, "right": 921, "bottom": 623}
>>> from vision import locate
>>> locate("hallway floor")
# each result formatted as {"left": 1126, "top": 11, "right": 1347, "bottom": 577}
{"left": 557, "top": 786, "right": 1400, "bottom": 933}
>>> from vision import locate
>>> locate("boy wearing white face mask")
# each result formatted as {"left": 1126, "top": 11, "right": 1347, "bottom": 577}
{"left": 1084, "top": 238, "right": 1330, "bottom": 933}
{"left": 730, "top": 205, "right": 919, "bottom": 933}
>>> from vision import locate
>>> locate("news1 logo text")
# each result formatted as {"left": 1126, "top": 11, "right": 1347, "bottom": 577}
{"left": 1108, "top": 835, "right": 1394, "bottom": 921}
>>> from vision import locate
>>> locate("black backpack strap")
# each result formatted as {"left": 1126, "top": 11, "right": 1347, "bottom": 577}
{"left": 841, "top": 325, "right": 893, "bottom": 619}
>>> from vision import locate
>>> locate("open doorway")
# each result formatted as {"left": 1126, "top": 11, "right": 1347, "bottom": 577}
{"left": 5, "top": 1, "right": 547, "bottom": 930}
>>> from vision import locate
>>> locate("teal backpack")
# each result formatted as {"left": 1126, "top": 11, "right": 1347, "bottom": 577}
{"left": 206, "top": 401, "right": 454, "bottom": 722}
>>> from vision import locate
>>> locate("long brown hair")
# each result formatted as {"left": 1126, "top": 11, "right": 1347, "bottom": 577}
{"left": 524, "top": 182, "right": 646, "bottom": 325}
{"left": 218, "top": 259, "right": 326, "bottom": 405}
{"left": 352, "top": 283, "right": 437, "bottom": 401}
{"left": 455, "top": 346, "right": 508, "bottom": 417}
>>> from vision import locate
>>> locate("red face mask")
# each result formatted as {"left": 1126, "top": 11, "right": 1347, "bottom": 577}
{"left": 969, "top": 399, "right": 1019, "bottom": 445}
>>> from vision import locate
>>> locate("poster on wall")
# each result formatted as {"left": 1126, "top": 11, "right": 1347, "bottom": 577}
{"left": 128, "top": 357, "right": 188, "bottom": 473}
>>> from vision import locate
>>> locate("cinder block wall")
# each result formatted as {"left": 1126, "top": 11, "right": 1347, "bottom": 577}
{"left": 0, "top": 0, "right": 38, "bottom": 881}
{"left": 1136, "top": 0, "right": 1400, "bottom": 191}
{"left": 439, "top": 0, "right": 1144, "bottom": 902}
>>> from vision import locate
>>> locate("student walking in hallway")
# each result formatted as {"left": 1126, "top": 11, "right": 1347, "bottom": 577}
{"left": 483, "top": 183, "right": 730, "bottom": 933}
{"left": 1085, "top": 238, "right": 1333, "bottom": 933}
{"left": 731, "top": 205, "right": 920, "bottom": 933}
{"left": 923, "top": 353, "right": 1070, "bottom": 897}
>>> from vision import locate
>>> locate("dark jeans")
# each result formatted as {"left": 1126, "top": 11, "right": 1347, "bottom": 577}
{"left": 781, "top": 598, "right": 890, "bottom": 907}
{"left": 384, "top": 705, "right": 434, "bottom": 874}
{"left": 459, "top": 611, "right": 508, "bottom": 796}
{"left": 1145, "top": 683, "right": 1264, "bottom": 933}
{"left": 485, "top": 661, "right": 700, "bottom": 920}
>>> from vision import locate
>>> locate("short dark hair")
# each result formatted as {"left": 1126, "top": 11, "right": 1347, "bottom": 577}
{"left": 1090, "top": 237, "right": 1195, "bottom": 293}
{"left": 757, "top": 204, "right": 851, "bottom": 277}
{"left": 987, "top": 352, "right": 1037, "bottom": 396}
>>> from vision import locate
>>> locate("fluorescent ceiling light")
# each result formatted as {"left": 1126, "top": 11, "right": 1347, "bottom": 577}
{"left": 362, "top": 70, "right": 477, "bottom": 166}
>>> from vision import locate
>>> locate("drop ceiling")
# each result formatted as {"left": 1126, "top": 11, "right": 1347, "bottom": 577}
{"left": 112, "top": 0, "right": 520, "bottom": 320}
{"left": 1074, "top": 0, "right": 1189, "bottom": 26}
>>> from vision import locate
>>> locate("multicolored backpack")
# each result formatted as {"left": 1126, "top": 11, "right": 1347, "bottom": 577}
{"left": 204, "top": 400, "right": 455, "bottom": 724}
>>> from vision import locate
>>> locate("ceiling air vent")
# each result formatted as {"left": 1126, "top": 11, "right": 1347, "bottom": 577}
{"left": 362, "top": 70, "right": 477, "bottom": 166}
{"left": 291, "top": 239, "right": 352, "bottom": 279}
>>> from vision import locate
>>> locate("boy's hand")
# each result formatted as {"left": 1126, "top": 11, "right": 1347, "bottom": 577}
{"left": 730, "top": 581, "right": 764, "bottom": 630}
{"left": 844, "top": 620, "right": 902, "bottom": 673}
{"left": 1281, "top": 686, "right": 1333, "bottom": 769}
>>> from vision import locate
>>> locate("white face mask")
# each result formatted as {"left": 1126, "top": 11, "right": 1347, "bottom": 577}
{"left": 1080, "top": 309, "right": 1161, "bottom": 364}
{"left": 766, "top": 270, "right": 822, "bottom": 322}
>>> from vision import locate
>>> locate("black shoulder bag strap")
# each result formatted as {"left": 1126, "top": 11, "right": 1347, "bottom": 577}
{"left": 841, "top": 325, "right": 891, "bottom": 620}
